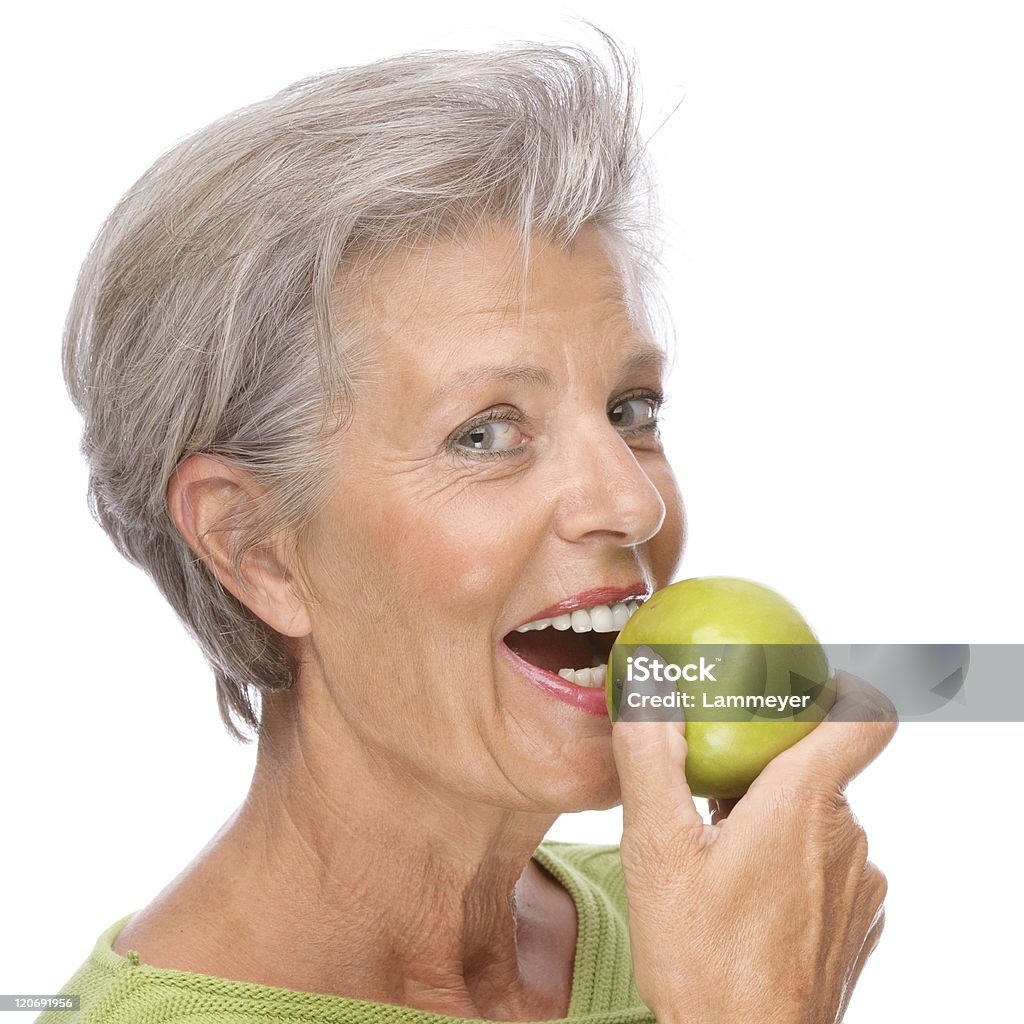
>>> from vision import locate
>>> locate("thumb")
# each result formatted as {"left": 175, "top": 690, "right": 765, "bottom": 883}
{"left": 611, "top": 717, "right": 705, "bottom": 835}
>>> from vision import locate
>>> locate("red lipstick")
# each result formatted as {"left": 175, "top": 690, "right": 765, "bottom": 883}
{"left": 513, "top": 582, "right": 650, "bottom": 631}
{"left": 500, "top": 581, "right": 651, "bottom": 716}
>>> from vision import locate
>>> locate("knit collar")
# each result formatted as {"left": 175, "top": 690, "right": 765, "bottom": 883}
{"left": 90, "top": 842, "right": 652, "bottom": 1023}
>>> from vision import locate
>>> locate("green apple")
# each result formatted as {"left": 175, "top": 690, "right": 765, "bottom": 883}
{"left": 608, "top": 577, "right": 835, "bottom": 799}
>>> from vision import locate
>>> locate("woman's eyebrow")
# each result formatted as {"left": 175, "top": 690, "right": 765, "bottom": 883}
{"left": 431, "top": 364, "right": 556, "bottom": 404}
{"left": 429, "top": 343, "right": 667, "bottom": 406}
{"left": 615, "top": 343, "right": 668, "bottom": 382}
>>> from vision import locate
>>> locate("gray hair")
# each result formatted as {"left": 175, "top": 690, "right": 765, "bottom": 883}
{"left": 62, "top": 30, "right": 668, "bottom": 742}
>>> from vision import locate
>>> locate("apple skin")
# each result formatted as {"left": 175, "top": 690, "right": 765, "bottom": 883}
{"left": 608, "top": 577, "right": 836, "bottom": 799}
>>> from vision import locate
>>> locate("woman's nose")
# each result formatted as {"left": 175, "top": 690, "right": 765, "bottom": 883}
{"left": 553, "top": 424, "right": 666, "bottom": 548}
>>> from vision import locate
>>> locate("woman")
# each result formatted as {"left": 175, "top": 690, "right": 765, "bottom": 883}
{"left": 46, "top": 34, "right": 895, "bottom": 1024}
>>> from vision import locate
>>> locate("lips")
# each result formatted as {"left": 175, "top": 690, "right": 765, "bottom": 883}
{"left": 499, "top": 581, "right": 650, "bottom": 714}
{"left": 512, "top": 583, "right": 651, "bottom": 630}
{"left": 503, "top": 623, "right": 614, "bottom": 675}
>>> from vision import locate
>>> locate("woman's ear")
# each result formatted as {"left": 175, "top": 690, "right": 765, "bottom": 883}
{"left": 167, "top": 454, "right": 312, "bottom": 638}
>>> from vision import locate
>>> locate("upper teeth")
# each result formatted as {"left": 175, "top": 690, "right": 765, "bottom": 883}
{"left": 514, "top": 600, "right": 644, "bottom": 634}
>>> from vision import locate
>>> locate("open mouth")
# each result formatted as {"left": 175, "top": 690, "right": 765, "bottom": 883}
{"left": 501, "top": 600, "right": 643, "bottom": 689}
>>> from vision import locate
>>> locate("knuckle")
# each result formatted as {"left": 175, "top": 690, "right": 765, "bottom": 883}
{"left": 849, "top": 821, "right": 870, "bottom": 865}
{"left": 835, "top": 670, "right": 899, "bottom": 726}
{"left": 869, "top": 711, "right": 899, "bottom": 749}
{"left": 864, "top": 861, "right": 889, "bottom": 905}
{"left": 802, "top": 781, "right": 849, "bottom": 823}
{"left": 843, "top": 827, "right": 868, "bottom": 876}
{"left": 834, "top": 802, "right": 872, "bottom": 868}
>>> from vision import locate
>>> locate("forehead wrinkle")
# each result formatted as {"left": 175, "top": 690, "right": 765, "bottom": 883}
{"left": 359, "top": 223, "right": 632, "bottom": 335}
{"left": 346, "top": 246, "right": 524, "bottom": 367}
{"left": 338, "top": 223, "right": 661, "bottom": 407}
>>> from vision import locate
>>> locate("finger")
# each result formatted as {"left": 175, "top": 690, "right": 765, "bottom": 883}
{"left": 612, "top": 718, "right": 705, "bottom": 833}
{"left": 754, "top": 671, "right": 898, "bottom": 794}
{"left": 825, "top": 670, "right": 899, "bottom": 727}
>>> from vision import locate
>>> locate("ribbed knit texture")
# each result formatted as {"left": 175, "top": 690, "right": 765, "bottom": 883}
{"left": 37, "top": 842, "right": 655, "bottom": 1024}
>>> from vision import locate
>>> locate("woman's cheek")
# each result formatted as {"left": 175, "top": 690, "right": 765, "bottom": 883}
{"left": 396, "top": 490, "right": 535, "bottom": 606}
{"left": 649, "top": 462, "right": 686, "bottom": 588}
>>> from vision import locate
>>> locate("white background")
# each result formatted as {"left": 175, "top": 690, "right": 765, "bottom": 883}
{"left": 3, "top": 2, "right": 1022, "bottom": 1021}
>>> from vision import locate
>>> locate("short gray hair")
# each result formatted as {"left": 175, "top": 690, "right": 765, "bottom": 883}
{"left": 62, "top": 30, "right": 667, "bottom": 742}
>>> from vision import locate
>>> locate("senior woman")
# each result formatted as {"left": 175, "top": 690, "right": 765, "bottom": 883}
{"left": 46, "top": 35, "right": 894, "bottom": 1024}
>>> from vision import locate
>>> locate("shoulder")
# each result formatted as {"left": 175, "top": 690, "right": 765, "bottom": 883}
{"left": 35, "top": 914, "right": 141, "bottom": 1024}
{"left": 33, "top": 912, "right": 268, "bottom": 1024}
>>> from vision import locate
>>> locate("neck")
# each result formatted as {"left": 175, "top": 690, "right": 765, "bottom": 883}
{"left": 186, "top": 687, "right": 569, "bottom": 1018}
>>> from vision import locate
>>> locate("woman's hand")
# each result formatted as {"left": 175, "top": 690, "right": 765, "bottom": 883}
{"left": 611, "top": 671, "right": 897, "bottom": 1024}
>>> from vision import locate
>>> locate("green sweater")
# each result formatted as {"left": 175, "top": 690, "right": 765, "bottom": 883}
{"left": 37, "top": 842, "right": 655, "bottom": 1024}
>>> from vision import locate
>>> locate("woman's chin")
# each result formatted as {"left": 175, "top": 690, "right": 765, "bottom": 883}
{"left": 553, "top": 781, "right": 622, "bottom": 815}
{"left": 517, "top": 745, "right": 622, "bottom": 815}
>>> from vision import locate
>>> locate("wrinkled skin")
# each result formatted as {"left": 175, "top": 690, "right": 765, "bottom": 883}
{"left": 613, "top": 671, "right": 896, "bottom": 1024}
{"left": 153, "top": 221, "right": 893, "bottom": 1022}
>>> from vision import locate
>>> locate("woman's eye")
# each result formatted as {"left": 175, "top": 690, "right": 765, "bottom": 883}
{"left": 455, "top": 419, "right": 525, "bottom": 454}
{"left": 609, "top": 395, "right": 660, "bottom": 430}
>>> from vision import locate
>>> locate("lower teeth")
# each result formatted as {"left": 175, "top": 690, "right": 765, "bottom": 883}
{"left": 557, "top": 664, "right": 607, "bottom": 688}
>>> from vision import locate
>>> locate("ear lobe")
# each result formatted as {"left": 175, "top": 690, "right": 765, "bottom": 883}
{"left": 167, "top": 454, "right": 312, "bottom": 638}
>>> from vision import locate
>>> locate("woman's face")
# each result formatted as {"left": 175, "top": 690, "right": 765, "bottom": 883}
{"left": 298, "top": 222, "right": 685, "bottom": 812}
